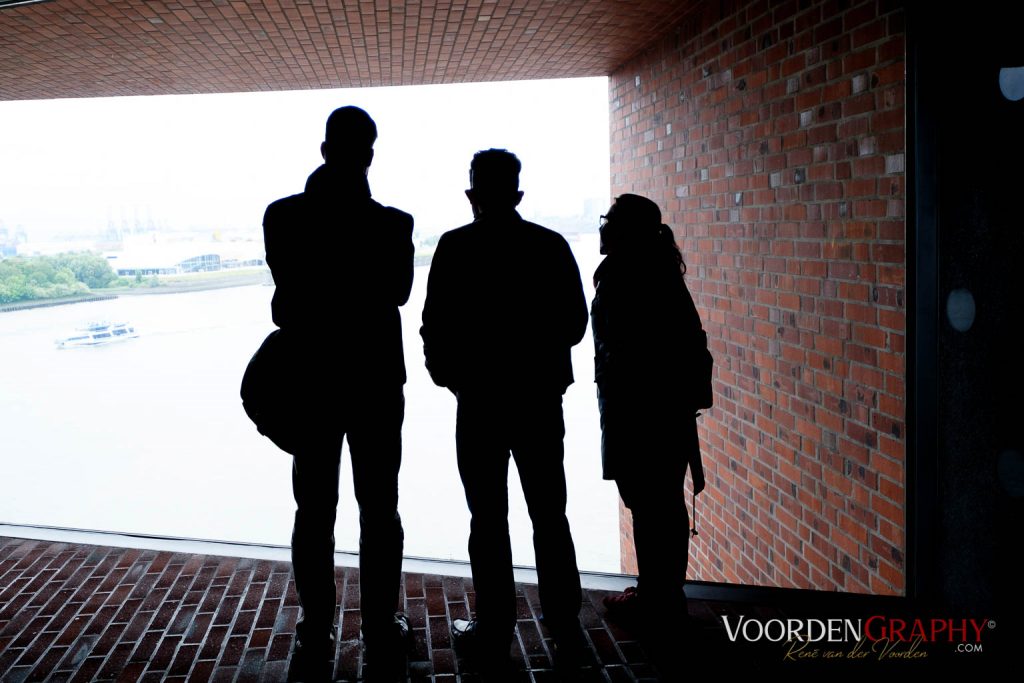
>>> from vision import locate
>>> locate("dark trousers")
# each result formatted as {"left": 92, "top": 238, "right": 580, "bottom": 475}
{"left": 290, "top": 388, "right": 405, "bottom": 645}
{"left": 454, "top": 391, "right": 583, "bottom": 649}
{"left": 616, "top": 459, "right": 689, "bottom": 614}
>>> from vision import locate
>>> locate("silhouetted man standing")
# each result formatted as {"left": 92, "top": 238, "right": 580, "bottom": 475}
{"left": 421, "top": 149, "right": 589, "bottom": 670}
{"left": 263, "top": 106, "right": 413, "bottom": 681}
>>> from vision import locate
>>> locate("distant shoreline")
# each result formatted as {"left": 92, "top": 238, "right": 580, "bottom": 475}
{"left": 109, "top": 270, "right": 269, "bottom": 296}
{"left": 0, "top": 294, "right": 119, "bottom": 313}
{"left": 0, "top": 270, "right": 270, "bottom": 313}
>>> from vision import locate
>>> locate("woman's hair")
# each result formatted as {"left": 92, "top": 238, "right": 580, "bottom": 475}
{"left": 605, "top": 194, "right": 687, "bottom": 275}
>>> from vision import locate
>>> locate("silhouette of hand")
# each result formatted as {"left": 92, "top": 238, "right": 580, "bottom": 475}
{"left": 692, "top": 468, "right": 706, "bottom": 495}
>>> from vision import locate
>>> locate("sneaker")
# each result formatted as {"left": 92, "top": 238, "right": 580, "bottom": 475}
{"left": 450, "top": 618, "right": 480, "bottom": 650}
{"left": 289, "top": 632, "right": 334, "bottom": 682}
{"left": 362, "top": 613, "right": 411, "bottom": 682}
{"left": 393, "top": 612, "right": 412, "bottom": 646}
{"left": 602, "top": 586, "right": 640, "bottom": 620}
{"left": 451, "top": 619, "right": 511, "bottom": 673}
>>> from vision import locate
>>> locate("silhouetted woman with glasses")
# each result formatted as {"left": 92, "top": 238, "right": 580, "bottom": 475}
{"left": 591, "top": 193, "right": 710, "bottom": 638}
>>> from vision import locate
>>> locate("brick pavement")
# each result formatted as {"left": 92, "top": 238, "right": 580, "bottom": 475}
{"left": 0, "top": 537, "right": 716, "bottom": 682}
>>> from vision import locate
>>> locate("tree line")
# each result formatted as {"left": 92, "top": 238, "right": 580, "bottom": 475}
{"left": 0, "top": 252, "right": 121, "bottom": 304}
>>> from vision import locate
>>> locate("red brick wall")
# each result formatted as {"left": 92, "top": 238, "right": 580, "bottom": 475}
{"left": 610, "top": 0, "right": 906, "bottom": 594}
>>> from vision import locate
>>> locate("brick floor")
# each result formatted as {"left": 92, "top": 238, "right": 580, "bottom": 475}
{"left": 2, "top": 537, "right": 735, "bottom": 682}
{"left": 5, "top": 536, "right": 989, "bottom": 679}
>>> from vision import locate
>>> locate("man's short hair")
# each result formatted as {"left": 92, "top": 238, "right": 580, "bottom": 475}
{"left": 470, "top": 149, "right": 521, "bottom": 195}
{"left": 325, "top": 106, "right": 377, "bottom": 152}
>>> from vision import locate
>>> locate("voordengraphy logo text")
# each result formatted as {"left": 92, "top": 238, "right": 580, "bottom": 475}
{"left": 721, "top": 615, "right": 993, "bottom": 661}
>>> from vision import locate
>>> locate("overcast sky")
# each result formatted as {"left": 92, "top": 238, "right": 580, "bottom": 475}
{"left": 0, "top": 77, "right": 610, "bottom": 241}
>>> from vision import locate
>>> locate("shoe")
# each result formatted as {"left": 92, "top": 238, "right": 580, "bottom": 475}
{"left": 450, "top": 618, "right": 480, "bottom": 650}
{"left": 602, "top": 586, "right": 640, "bottom": 620}
{"left": 289, "top": 632, "right": 334, "bottom": 682}
{"left": 451, "top": 619, "right": 511, "bottom": 673}
{"left": 371, "top": 612, "right": 411, "bottom": 652}
{"left": 362, "top": 613, "right": 411, "bottom": 682}
{"left": 551, "top": 623, "right": 592, "bottom": 672}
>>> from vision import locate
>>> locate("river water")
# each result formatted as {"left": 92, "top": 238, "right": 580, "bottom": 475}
{"left": 0, "top": 234, "right": 621, "bottom": 572}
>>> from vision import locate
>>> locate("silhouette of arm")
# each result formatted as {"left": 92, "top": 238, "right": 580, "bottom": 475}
{"left": 679, "top": 277, "right": 703, "bottom": 335}
{"left": 389, "top": 208, "right": 415, "bottom": 307}
{"left": 420, "top": 232, "right": 458, "bottom": 390}
{"left": 262, "top": 200, "right": 295, "bottom": 329}
{"left": 591, "top": 270, "right": 626, "bottom": 389}
{"left": 559, "top": 237, "right": 589, "bottom": 347}
{"left": 263, "top": 203, "right": 282, "bottom": 281}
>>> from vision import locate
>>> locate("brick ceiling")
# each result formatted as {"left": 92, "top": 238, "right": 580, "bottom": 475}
{"left": 0, "top": 0, "right": 696, "bottom": 101}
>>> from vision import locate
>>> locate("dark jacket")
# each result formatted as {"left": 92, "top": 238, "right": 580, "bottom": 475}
{"left": 591, "top": 252, "right": 706, "bottom": 481}
{"left": 420, "top": 211, "right": 588, "bottom": 395}
{"left": 591, "top": 253, "right": 704, "bottom": 394}
{"left": 263, "top": 164, "right": 414, "bottom": 387}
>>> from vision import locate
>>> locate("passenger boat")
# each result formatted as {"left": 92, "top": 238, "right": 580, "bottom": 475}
{"left": 56, "top": 321, "right": 139, "bottom": 349}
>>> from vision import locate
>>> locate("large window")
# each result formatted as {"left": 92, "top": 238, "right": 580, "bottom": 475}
{"left": 0, "top": 78, "right": 619, "bottom": 571}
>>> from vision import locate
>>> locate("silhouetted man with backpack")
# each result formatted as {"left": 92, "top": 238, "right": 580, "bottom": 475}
{"left": 262, "top": 106, "right": 413, "bottom": 681}
{"left": 420, "top": 149, "right": 589, "bottom": 673}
